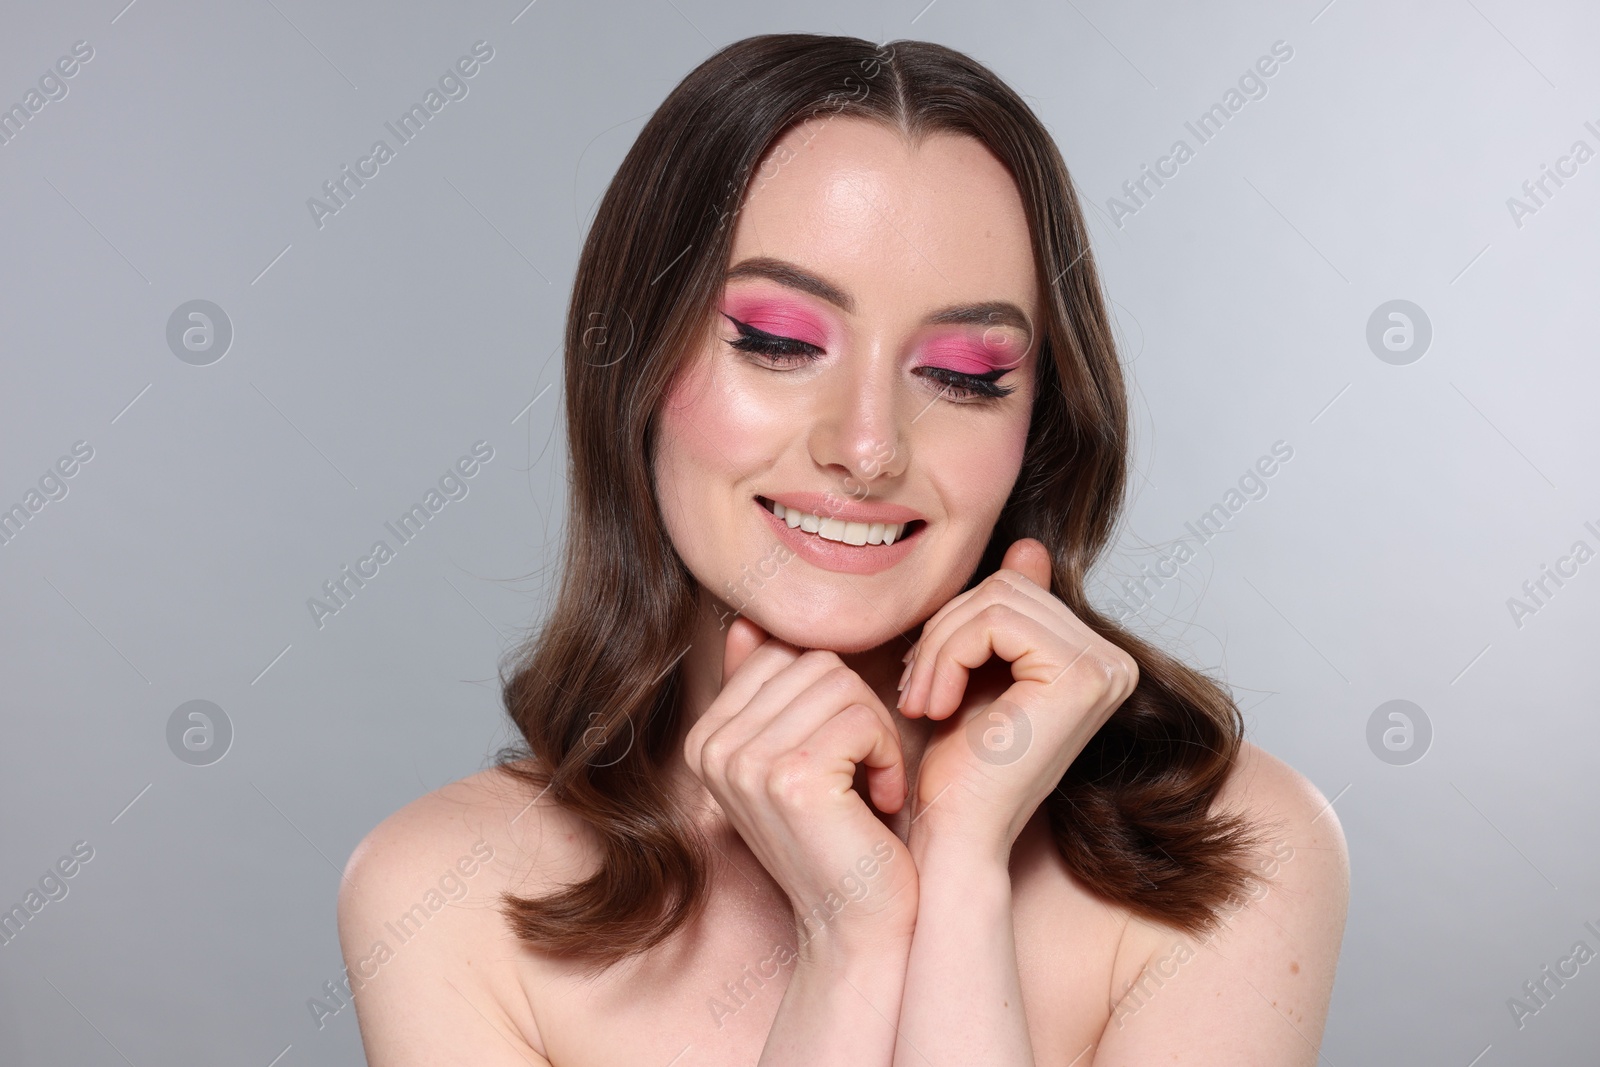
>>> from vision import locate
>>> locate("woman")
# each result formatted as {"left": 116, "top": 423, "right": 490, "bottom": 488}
{"left": 338, "top": 33, "right": 1348, "bottom": 1065}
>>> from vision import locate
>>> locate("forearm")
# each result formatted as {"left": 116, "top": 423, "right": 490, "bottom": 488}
{"left": 759, "top": 930, "right": 912, "bottom": 1066}
{"left": 894, "top": 841, "right": 1034, "bottom": 1066}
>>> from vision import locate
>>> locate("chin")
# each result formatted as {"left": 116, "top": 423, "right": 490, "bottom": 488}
{"left": 735, "top": 596, "right": 910, "bottom": 655}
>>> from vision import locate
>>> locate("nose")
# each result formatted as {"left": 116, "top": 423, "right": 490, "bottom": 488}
{"left": 806, "top": 345, "right": 908, "bottom": 498}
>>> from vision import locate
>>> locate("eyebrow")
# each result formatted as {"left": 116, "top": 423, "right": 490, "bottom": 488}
{"left": 724, "top": 256, "right": 1034, "bottom": 337}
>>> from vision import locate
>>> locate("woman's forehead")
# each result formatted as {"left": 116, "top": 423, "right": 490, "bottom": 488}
{"left": 728, "top": 117, "right": 1040, "bottom": 326}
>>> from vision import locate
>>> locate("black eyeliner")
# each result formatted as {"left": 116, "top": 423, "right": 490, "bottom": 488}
{"left": 722, "top": 311, "right": 1013, "bottom": 400}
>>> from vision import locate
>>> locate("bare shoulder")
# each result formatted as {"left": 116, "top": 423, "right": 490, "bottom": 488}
{"left": 1214, "top": 740, "right": 1350, "bottom": 840}
{"left": 337, "top": 759, "right": 589, "bottom": 1066}
{"left": 1199, "top": 739, "right": 1351, "bottom": 967}
{"left": 1097, "top": 741, "right": 1350, "bottom": 1064}
{"left": 342, "top": 759, "right": 590, "bottom": 896}
{"left": 1213, "top": 739, "right": 1351, "bottom": 900}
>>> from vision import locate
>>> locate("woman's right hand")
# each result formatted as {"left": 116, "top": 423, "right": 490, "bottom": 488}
{"left": 683, "top": 616, "right": 920, "bottom": 951}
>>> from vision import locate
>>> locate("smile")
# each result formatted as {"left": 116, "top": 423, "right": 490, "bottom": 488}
{"left": 760, "top": 498, "right": 920, "bottom": 546}
{"left": 754, "top": 495, "right": 926, "bottom": 576}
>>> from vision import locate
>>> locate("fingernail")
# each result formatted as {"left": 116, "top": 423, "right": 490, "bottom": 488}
{"left": 897, "top": 656, "right": 914, "bottom": 692}
{"left": 902, "top": 643, "right": 916, "bottom": 663}
{"left": 897, "top": 665, "right": 912, "bottom": 709}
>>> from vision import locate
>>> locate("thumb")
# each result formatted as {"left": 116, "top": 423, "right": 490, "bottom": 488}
{"left": 722, "top": 614, "right": 770, "bottom": 688}
{"left": 1000, "top": 537, "right": 1053, "bottom": 590}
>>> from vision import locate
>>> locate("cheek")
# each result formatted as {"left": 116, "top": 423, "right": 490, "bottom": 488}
{"left": 929, "top": 416, "right": 1030, "bottom": 521}
{"left": 653, "top": 354, "right": 787, "bottom": 532}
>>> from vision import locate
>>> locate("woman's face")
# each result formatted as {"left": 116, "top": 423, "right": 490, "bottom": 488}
{"left": 652, "top": 116, "right": 1042, "bottom": 653}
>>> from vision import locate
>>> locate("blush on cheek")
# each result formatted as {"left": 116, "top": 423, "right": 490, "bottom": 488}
{"left": 658, "top": 360, "right": 729, "bottom": 469}
{"left": 656, "top": 348, "right": 790, "bottom": 483}
{"left": 652, "top": 348, "right": 806, "bottom": 605}
{"left": 958, "top": 435, "right": 1027, "bottom": 501}
{"left": 652, "top": 365, "right": 726, "bottom": 572}
{"left": 931, "top": 415, "right": 1031, "bottom": 566}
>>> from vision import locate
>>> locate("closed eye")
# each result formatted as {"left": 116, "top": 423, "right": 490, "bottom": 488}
{"left": 915, "top": 365, "right": 1014, "bottom": 401}
{"left": 721, "top": 312, "right": 1015, "bottom": 402}
{"left": 723, "top": 314, "right": 821, "bottom": 361}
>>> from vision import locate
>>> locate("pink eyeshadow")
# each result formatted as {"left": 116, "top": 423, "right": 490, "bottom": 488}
{"left": 720, "top": 297, "right": 829, "bottom": 348}
{"left": 919, "top": 333, "right": 1022, "bottom": 375}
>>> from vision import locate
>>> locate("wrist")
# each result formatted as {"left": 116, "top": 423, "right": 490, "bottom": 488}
{"left": 793, "top": 921, "right": 912, "bottom": 979}
{"left": 908, "top": 818, "right": 1012, "bottom": 874}
{"left": 773, "top": 929, "right": 910, "bottom": 1065}
{"left": 912, "top": 842, "right": 1012, "bottom": 902}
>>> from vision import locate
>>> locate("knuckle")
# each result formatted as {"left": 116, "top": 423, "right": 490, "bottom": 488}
{"left": 1086, "top": 646, "right": 1138, "bottom": 696}
{"left": 724, "top": 745, "right": 758, "bottom": 782}
{"left": 730, "top": 762, "right": 767, "bottom": 796}
{"left": 699, "top": 732, "right": 736, "bottom": 769}
{"left": 839, "top": 702, "right": 880, "bottom": 731}
{"left": 765, "top": 755, "right": 811, "bottom": 807}
{"left": 1059, "top": 648, "right": 1107, "bottom": 691}
{"left": 985, "top": 573, "right": 1016, "bottom": 596}
{"left": 819, "top": 663, "right": 860, "bottom": 693}
{"left": 979, "top": 601, "right": 1012, "bottom": 624}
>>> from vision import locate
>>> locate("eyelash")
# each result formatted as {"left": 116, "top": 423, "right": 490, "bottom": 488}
{"left": 722, "top": 314, "right": 1016, "bottom": 402}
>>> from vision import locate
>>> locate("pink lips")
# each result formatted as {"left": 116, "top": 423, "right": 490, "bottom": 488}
{"left": 760, "top": 491, "right": 924, "bottom": 526}
{"left": 755, "top": 495, "right": 925, "bottom": 576}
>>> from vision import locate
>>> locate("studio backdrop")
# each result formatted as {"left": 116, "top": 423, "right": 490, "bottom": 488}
{"left": 1, "top": 1, "right": 1596, "bottom": 1064}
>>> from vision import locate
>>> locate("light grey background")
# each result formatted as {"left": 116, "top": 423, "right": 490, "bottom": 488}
{"left": 1, "top": 0, "right": 1595, "bottom": 1063}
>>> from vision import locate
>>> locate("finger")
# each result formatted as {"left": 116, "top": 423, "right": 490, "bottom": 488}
{"left": 1000, "top": 537, "right": 1053, "bottom": 589}
{"left": 723, "top": 615, "right": 771, "bottom": 688}
{"left": 709, "top": 669, "right": 908, "bottom": 817}
{"left": 687, "top": 632, "right": 802, "bottom": 775}
{"left": 791, "top": 702, "right": 909, "bottom": 815}
{"left": 715, "top": 623, "right": 809, "bottom": 715}
{"left": 928, "top": 604, "right": 1126, "bottom": 723}
{"left": 902, "top": 575, "right": 1081, "bottom": 717}
{"left": 922, "top": 572, "right": 1081, "bottom": 658}
{"left": 690, "top": 651, "right": 859, "bottom": 774}
{"left": 916, "top": 605, "right": 1061, "bottom": 720}
{"left": 745, "top": 661, "right": 901, "bottom": 758}
{"left": 908, "top": 554, "right": 1066, "bottom": 665}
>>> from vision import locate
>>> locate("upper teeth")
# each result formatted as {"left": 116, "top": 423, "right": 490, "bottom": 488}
{"left": 768, "top": 500, "right": 909, "bottom": 546}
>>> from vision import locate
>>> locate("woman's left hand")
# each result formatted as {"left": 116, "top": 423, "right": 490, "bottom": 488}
{"left": 897, "top": 537, "right": 1140, "bottom": 865}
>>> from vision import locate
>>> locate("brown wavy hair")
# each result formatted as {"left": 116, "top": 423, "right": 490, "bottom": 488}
{"left": 493, "top": 31, "right": 1259, "bottom": 973}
